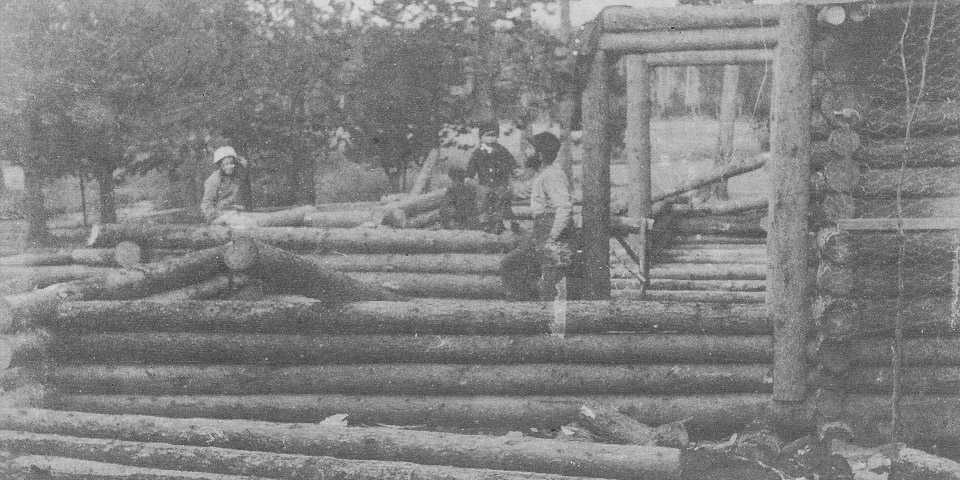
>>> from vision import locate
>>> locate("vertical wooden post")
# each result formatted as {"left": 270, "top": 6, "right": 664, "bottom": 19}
{"left": 769, "top": 2, "right": 813, "bottom": 403}
{"left": 714, "top": 65, "right": 740, "bottom": 201}
{"left": 581, "top": 50, "right": 612, "bottom": 300}
{"left": 625, "top": 55, "right": 652, "bottom": 285}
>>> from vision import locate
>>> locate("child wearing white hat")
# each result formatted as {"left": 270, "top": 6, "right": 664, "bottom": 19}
{"left": 200, "top": 146, "right": 251, "bottom": 223}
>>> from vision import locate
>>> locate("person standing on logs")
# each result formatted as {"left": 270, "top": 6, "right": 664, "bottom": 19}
{"left": 500, "top": 132, "right": 577, "bottom": 301}
{"left": 201, "top": 146, "right": 252, "bottom": 224}
{"left": 439, "top": 167, "right": 481, "bottom": 230}
{"left": 465, "top": 121, "right": 520, "bottom": 234}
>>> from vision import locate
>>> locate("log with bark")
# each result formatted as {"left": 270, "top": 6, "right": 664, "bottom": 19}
{"left": 403, "top": 209, "right": 443, "bottom": 229}
{"left": 47, "top": 363, "right": 774, "bottom": 396}
{"left": 0, "top": 408, "right": 683, "bottom": 480}
{"left": 808, "top": 337, "right": 960, "bottom": 367}
{"left": 600, "top": 28, "right": 778, "bottom": 53}
{"left": 142, "top": 275, "right": 257, "bottom": 302}
{"left": 224, "top": 239, "right": 400, "bottom": 303}
{"left": 51, "top": 298, "right": 772, "bottom": 335}
{"left": 0, "top": 251, "right": 75, "bottom": 266}
{"left": 1, "top": 455, "right": 273, "bottom": 480}
{"left": 42, "top": 394, "right": 783, "bottom": 431}
{"left": 627, "top": 263, "right": 766, "bottom": 280}
{"left": 852, "top": 134, "right": 960, "bottom": 169}
{"left": 0, "top": 330, "right": 50, "bottom": 369}
{"left": 671, "top": 234, "right": 764, "bottom": 245}
{"left": 613, "top": 289, "right": 766, "bottom": 304}
{"left": 89, "top": 224, "right": 519, "bottom": 253}
{"left": 854, "top": 196, "right": 960, "bottom": 218}
{"left": 600, "top": 4, "right": 781, "bottom": 31}
{"left": 817, "top": 261, "right": 954, "bottom": 297}
{"left": 0, "top": 266, "right": 114, "bottom": 295}
{"left": 815, "top": 294, "right": 960, "bottom": 338}
{"left": 820, "top": 84, "right": 960, "bottom": 137}
{"left": 97, "top": 245, "right": 228, "bottom": 300}
{"left": 309, "top": 253, "right": 501, "bottom": 274}
{"left": 668, "top": 213, "right": 767, "bottom": 237}
{"left": 0, "top": 279, "right": 107, "bottom": 332}
{"left": 669, "top": 197, "right": 768, "bottom": 216}
{"left": 818, "top": 229, "right": 960, "bottom": 266}
{"left": 48, "top": 333, "right": 774, "bottom": 365}
{"left": 617, "top": 278, "right": 766, "bottom": 292}
{"left": 349, "top": 272, "right": 506, "bottom": 299}
{"left": 827, "top": 366, "right": 960, "bottom": 395}
{"left": 113, "top": 241, "right": 144, "bottom": 267}
{"left": 0, "top": 431, "right": 609, "bottom": 480}
{"left": 657, "top": 246, "right": 766, "bottom": 264}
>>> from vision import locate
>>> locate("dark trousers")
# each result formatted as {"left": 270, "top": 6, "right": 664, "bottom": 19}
{"left": 500, "top": 213, "right": 573, "bottom": 301}
{"left": 477, "top": 184, "right": 514, "bottom": 230}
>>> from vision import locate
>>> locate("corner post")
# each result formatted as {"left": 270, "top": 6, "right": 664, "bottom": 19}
{"left": 624, "top": 55, "right": 652, "bottom": 284}
{"left": 581, "top": 50, "right": 613, "bottom": 300}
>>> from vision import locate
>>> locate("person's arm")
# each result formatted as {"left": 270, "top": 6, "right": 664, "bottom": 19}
{"left": 465, "top": 151, "right": 479, "bottom": 180}
{"left": 545, "top": 169, "right": 573, "bottom": 241}
{"left": 200, "top": 173, "right": 220, "bottom": 221}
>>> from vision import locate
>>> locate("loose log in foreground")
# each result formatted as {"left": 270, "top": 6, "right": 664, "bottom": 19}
{"left": 0, "top": 251, "right": 75, "bottom": 266}
{"left": 579, "top": 402, "right": 689, "bottom": 447}
{"left": 97, "top": 245, "right": 228, "bottom": 300}
{"left": 0, "top": 266, "right": 114, "bottom": 284}
{"left": 817, "top": 261, "right": 953, "bottom": 297}
{"left": 143, "top": 275, "right": 257, "bottom": 302}
{"left": 89, "top": 224, "right": 519, "bottom": 253}
{"left": 1, "top": 455, "right": 272, "bottom": 480}
{"left": 350, "top": 272, "right": 505, "bottom": 299}
{"left": 0, "top": 408, "right": 683, "bottom": 480}
{"left": 52, "top": 298, "right": 771, "bottom": 335}
{"left": 216, "top": 205, "right": 317, "bottom": 228}
{"left": 819, "top": 229, "right": 960, "bottom": 265}
{"left": 382, "top": 189, "right": 447, "bottom": 225}
{"left": 43, "top": 394, "right": 787, "bottom": 432}
{"left": 49, "top": 333, "right": 773, "bottom": 365}
{"left": 0, "top": 431, "right": 604, "bottom": 480}
{"left": 808, "top": 337, "right": 960, "bottom": 367}
{"left": 48, "top": 363, "right": 773, "bottom": 396}
{"left": 652, "top": 154, "right": 768, "bottom": 203}
{"left": 815, "top": 295, "right": 960, "bottom": 338}
{"left": 224, "top": 239, "right": 399, "bottom": 303}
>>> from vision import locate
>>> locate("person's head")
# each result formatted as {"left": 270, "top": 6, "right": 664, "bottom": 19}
{"left": 448, "top": 167, "right": 467, "bottom": 184}
{"left": 213, "top": 146, "right": 239, "bottom": 176}
{"left": 477, "top": 121, "right": 499, "bottom": 146}
{"left": 525, "top": 132, "right": 561, "bottom": 169}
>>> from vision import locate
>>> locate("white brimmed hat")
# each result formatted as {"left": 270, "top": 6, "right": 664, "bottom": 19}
{"left": 213, "top": 146, "right": 238, "bottom": 164}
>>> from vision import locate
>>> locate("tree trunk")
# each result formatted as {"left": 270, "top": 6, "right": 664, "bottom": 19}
{"left": 88, "top": 224, "right": 518, "bottom": 253}
{"left": 2, "top": 455, "right": 270, "bottom": 480}
{"left": 48, "top": 332, "right": 773, "bottom": 366}
{"left": 474, "top": 0, "right": 496, "bottom": 121}
{"left": 224, "top": 238, "right": 400, "bottom": 303}
{"left": 48, "top": 363, "right": 773, "bottom": 396}
{"left": 52, "top": 298, "right": 771, "bottom": 336}
{"left": 0, "top": 431, "right": 603, "bottom": 480}
{"left": 95, "top": 164, "right": 117, "bottom": 225}
{"left": 22, "top": 163, "right": 49, "bottom": 245}
{"left": 349, "top": 272, "right": 505, "bottom": 299}
{"left": 713, "top": 65, "right": 740, "bottom": 200}
{"left": 0, "top": 408, "right": 683, "bottom": 480}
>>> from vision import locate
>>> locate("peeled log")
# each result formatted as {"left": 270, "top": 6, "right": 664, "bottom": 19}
{"left": 600, "top": 28, "right": 778, "bottom": 54}
{"left": 639, "top": 263, "right": 766, "bottom": 280}
{"left": 1, "top": 280, "right": 107, "bottom": 332}
{"left": 613, "top": 289, "right": 766, "bottom": 304}
{"left": 311, "top": 253, "right": 500, "bottom": 274}
{"left": 0, "top": 431, "right": 608, "bottom": 480}
{"left": 303, "top": 209, "right": 385, "bottom": 228}
{"left": 216, "top": 205, "right": 317, "bottom": 228}
{"left": 96, "top": 245, "right": 228, "bottom": 300}
{"left": 842, "top": 395, "right": 960, "bottom": 445}
{"left": 0, "top": 265, "right": 114, "bottom": 284}
{"left": 600, "top": 4, "right": 781, "bottom": 31}
{"left": 48, "top": 363, "right": 773, "bottom": 396}
{"left": 808, "top": 337, "right": 960, "bottom": 367}
{"left": 2, "top": 455, "right": 271, "bottom": 480}
{"left": 670, "top": 197, "right": 768, "bottom": 216}
{"left": 224, "top": 239, "right": 399, "bottom": 303}
{"left": 349, "top": 272, "right": 505, "bottom": 299}
{"left": 142, "top": 275, "right": 257, "bottom": 302}
{"left": 42, "top": 394, "right": 786, "bottom": 433}
{"left": 669, "top": 213, "right": 767, "bottom": 236}
{"left": 383, "top": 189, "right": 447, "bottom": 220}
{"left": 51, "top": 298, "right": 771, "bottom": 335}
{"left": 113, "top": 241, "right": 143, "bottom": 267}
{"left": 817, "top": 261, "right": 954, "bottom": 296}
{"left": 89, "top": 224, "right": 518, "bottom": 253}
{"left": 652, "top": 154, "right": 768, "bottom": 203}
{"left": 820, "top": 84, "right": 960, "bottom": 137}
{"left": 0, "top": 408, "right": 683, "bottom": 480}
{"left": 658, "top": 247, "right": 766, "bottom": 264}
{"left": 48, "top": 333, "right": 774, "bottom": 365}
{"left": 0, "top": 252, "right": 75, "bottom": 266}
{"left": 816, "top": 295, "right": 960, "bottom": 338}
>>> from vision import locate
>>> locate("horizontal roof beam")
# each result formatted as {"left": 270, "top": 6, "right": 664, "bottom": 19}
{"left": 643, "top": 49, "right": 773, "bottom": 66}
{"left": 600, "top": 27, "right": 778, "bottom": 54}
{"left": 601, "top": 4, "right": 781, "bottom": 32}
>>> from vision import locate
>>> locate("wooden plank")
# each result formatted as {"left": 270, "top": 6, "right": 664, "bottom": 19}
{"left": 625, "top": 55, "right": 652, "bottom": 285}
{"left": 581, "top": 50, "right": 612, "bottom": 299}
{"left": 600, "top": 28, "right": 778, "bottom": 54}
{"left": 768, "top": 2, "right": 813, "bottom": 403}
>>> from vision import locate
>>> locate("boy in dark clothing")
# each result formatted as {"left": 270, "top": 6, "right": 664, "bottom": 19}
{"left": 465, "top": 121, "right": 519, "bottom": 234}
{"left": 440, "top": 167, "right": 481, "bottom": 230}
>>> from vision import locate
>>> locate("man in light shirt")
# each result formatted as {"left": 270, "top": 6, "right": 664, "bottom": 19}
{"left": 500, "top": 132, "right": 576, "bottom": 301}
